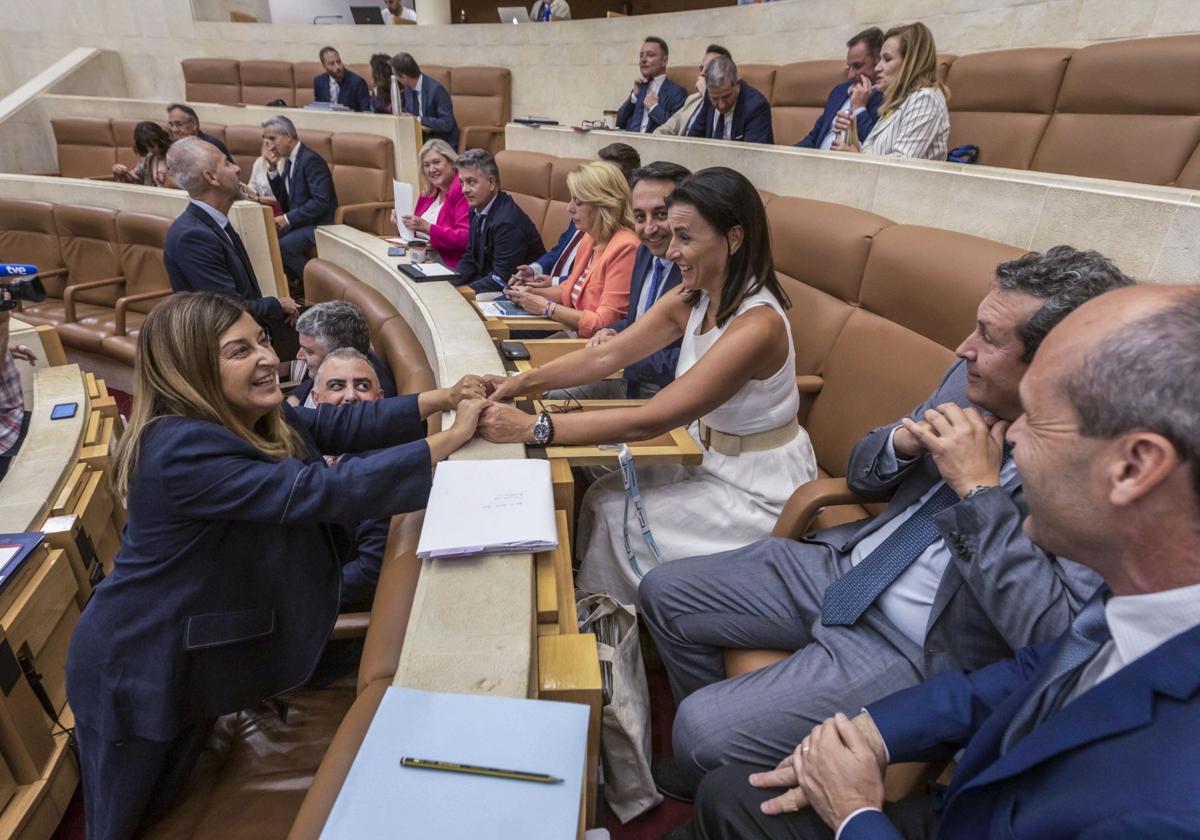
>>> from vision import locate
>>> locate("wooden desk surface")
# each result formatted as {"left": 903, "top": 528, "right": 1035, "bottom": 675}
{"left": 0, "top": 364, "right": 88, "bottom": 533}
{"left": 534, "top": 399, "right": 704, "bottom": 467}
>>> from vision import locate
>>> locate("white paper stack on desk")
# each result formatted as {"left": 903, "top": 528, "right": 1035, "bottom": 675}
{"left": 416, "top": 459, "right": 558, "bottom": 559}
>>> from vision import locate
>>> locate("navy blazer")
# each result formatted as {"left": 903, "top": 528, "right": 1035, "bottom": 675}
{"left": 686, "top": 80, "right": 774, "bottom": 144}
{"left": 312, "top": 69, "right": 373, "bottom": 113}
{"left": 164, "top": 202, "right": 283, "bottom": 322}
{"left": 401, "top": 75, "right": 460, "bottom": 149}
{"left": 268, "top": 144, "right": 338, "bottom": 230}
{"left": 794, "top": 80, "right": 884, "bottom": 149}
{"left": 533, "top": 220, "right": 578, "bottom": 276}
{"left": 853, "top": 608, "right": 1200, "bottom": 838}
{"left": 65, "top": 398, "right": 432, "bottom": 742}
{"left": 452, "top": 191, "right": 546, "bottom": 293}
{"left": 616, "top": 77, "right": 689, "bottom": 133}
{"left": 611, "top": 245, "right": 681, "bottom": 391}
{"left": 198, "top": 131, "right": 233, "bottom": 163}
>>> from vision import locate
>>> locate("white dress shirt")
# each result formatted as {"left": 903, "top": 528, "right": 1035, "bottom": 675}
{"left": 412, "top": 75, "right": 424, "bottom": 118}
{"left": 328, "top": 75, "right": 340, "bottom": 105}
{"left": 190, "top": 199, "right": 234, "bottom": 245}
{"left": 846, "top": 428, "right": 1019, "bottom": 645}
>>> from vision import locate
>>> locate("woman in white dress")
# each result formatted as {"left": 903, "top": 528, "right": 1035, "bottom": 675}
{"left": 478, "top": 167, "right": 817, "bottom": 604}
{"left": 831, "top": 22, "right": 950, "bottom": 160}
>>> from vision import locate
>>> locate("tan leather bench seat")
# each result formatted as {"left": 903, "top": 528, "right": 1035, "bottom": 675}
{"left": 239, "top": 59, "right": 296, "bottom": 107}
{"left": 51, "top": 117, "right": 117, "bottom": 179}
{"left": 770, "top": 60, "right": 846, "bottom": 147}
{"left": 182, "top": 58, "right": 242, "bottom": 105}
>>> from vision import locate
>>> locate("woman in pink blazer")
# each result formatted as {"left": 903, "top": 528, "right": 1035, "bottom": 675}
{"left": 506, "top": 161, "right": 638, "bottom": 338}
{"left": 400, "top": 139, "right": 471, "bottom": 268}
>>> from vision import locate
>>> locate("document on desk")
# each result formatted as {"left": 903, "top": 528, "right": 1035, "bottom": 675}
{"left": 416, "top": 459, "right": 558, "bottom": 559}
{"left": 320, "top": 686, "right": 588, "bottom": 840}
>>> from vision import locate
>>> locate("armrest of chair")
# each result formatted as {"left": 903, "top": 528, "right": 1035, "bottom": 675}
{"left": 771, "top": 477, "right": 869, "bottom": 540}
{"left": 795, "top": 375, "right": 823, "bottom": 394}
{"left": 330, "top": 612, "right": 370, "bottom": 640}
{"left": 333, "top": 200, "right": 394, "bottom": 230}
{"left": 459, "top": 125, "right": 503, "bottom": 153}
{"left": 114, "top": 288, "right": 172, "bottom": 334}
{"left": 457, "top": 286, "right": 476, "bottom": 301}
{"left": 63, "top": 276, "right": 124, "bottom": 321}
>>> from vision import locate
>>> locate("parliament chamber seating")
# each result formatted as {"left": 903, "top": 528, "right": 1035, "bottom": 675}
{"left": 181, "top": 59, "right": 512, "bottom": 154}
{"left": 0, "top": 199, "right": 173, "bottom": 370}
{"left": 48, "top": 117, "right": 398, "bottom": 235}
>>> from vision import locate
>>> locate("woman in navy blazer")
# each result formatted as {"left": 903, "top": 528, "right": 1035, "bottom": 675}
{"left": 66, "top": 293, "right": 485, "bottom": 840}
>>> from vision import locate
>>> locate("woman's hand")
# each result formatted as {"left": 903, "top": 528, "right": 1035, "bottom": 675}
{"left": 483, "top": 373, "right": 530, "bottom": 403}
{"left": 831, "top": 111, "right": 852, "bottom": 134}
{"left": 849, "top": 76, "right": 873, "bottom": 111}
{"left": 587, "top": 328, "right": 617, "bottom": 349}
{"left": 449, "top": 397, "right": 487, "bottom": 442}
{"left": 403, "top": 215, "right": 430, "bottom": 235}
{"left": 507, "top": 285, "right": 550, "bottom": 316}
{"left": 446, "top": 374, "right": 486, "bottom": 408}
{"left": 510, "top": 265, "right": 550, "bottom": 288}
{"left": 830, "top": 137, "right": 862, "bottom": 153}
{"left": 8, "top": 343, "right": 37, "bottom": 364}
{"left": 112, "top": 163, "right": 131, "bottom": 182}
{"left": 478, "top": 402, "right": 536, "bottom": 443}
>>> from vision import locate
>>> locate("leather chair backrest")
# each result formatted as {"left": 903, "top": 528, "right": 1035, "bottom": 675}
{"left": 294, "top": 62, "right": 325, "bottom": 106}
{"left": 1030, "top": 34, "right": 1200, "bottom": 185}
{"left": 0, "top": 200, "right": 66, "bottom": 298}
{"left": 766, "top": 196, "right": 892, "bottom": 377}
{"left": 54, "top": 205, "right": 124, "bottom": 306}
{"left": 946, "top": 47, "right": 1073, "bottom": 170}
{"left": 332, "top": 133, "right": 395, "bottom": 234}
{"left": 301, "top": 258, "right": 436, "bottom": 396}
{"left": 239, "top": 60, "right": 296, "bottom": 106}
{"left": 298, "top": 130, "right": 335, "bottom": 165}
{"left": 116, "top": 212, "right": 173, "bottom": 312}
{"left": 543, "top": 156, "right": 588, "bottom": 250}
{"left": 770, "top": 60, "right": 846, "bottom": 147}
{"left": 1175, "top": 144, "right": 1200, "bottom": 189}
{"left": 349, "top": 64, "right": 374, "bottom": 88}
{"left": 937, "top": 54, "right": 956, "bottom": 84}
{"left": 52, "top": 117, "right": 116, "bottom": 179}
{"left": 738, "top": 64, "right": 777, "bottom": 102}
{"left": 198, "top": 123, "right": 227, "bottom": 147}
{"left": 451, "top": 66, "right": 512, "bottom": 128}
{"left": 182, "top": 58, "right": 241, "bottom": 104}
{"left": 496, "top": 150, "right": 554, "bottom": 233}
{"left": 422, "top": 65, "right": 452, "bottom": 91}
{"left": 225, "top": 125, "right": 264, "bottom": 181}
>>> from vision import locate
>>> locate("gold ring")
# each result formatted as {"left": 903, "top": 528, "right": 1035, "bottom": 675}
{"left": 801, "top": 744, "right": 810, "bottom": 753}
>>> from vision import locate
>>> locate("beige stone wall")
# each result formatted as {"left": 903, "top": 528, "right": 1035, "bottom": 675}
{"left": 1, "top": 0, "right": 1199, "bottom": 126}
{"left": 190, "top": 0, "right": 271, "bottom": 22}
{"left": 507, "top": 125, "right": 1200, "bottom": 284}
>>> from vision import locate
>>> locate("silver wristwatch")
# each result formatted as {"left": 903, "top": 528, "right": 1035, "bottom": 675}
{"left": 531, "top": 409, "right": 554, "bottom": 445}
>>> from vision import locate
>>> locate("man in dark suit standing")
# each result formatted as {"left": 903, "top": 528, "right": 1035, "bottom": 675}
{"left": 577, "top": 161, "right": 690, "bottom": 399}
{"left": 686, "top": 55, "right": 774, "bottom": 144}
{"left": 686, "top": 285, "right": 1200, "bottom": 840}
{"left": 312, "top": 46, "right": 373, "bottom": 112}
{"left": 166, "top": 103, "right": 232, "bottom": 162}
{"left": 640, "top": 247, "right": 1135, "bottom": 797}
{"left": 795, "top": 28, "right": 885, "bottom": 150}
{"left": 391, "top": 52, "right": 460, "bottom": 150}
{"left": 451, "top": 149, "right": 545, "bottom": 294}
{"left": 615, "top": 37, "right": 689, "bottom": 134}
{"left": 163, "top": 136, "right": 298, "bottom": 327}
{"left": 261, "top": 115, "right": 338, "bottom": 296}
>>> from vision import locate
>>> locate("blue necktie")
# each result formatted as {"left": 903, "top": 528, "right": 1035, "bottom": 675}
{"left": 642, "top": 259, "right": 666, "bottom": 316}
{"left": 630, "top": 83, "right": 648, "bottom": 132}
{"left": 1000, "top": 590, "right": 1111, "bottom": 754}
{"left": 539, "top": 3, "right": 551, "bottom": 19}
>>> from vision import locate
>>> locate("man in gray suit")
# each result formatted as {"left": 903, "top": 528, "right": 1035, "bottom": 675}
{"left": 638, "top": 246, "right": 1134, "bottom": 797}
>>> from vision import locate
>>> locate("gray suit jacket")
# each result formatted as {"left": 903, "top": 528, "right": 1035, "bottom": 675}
{"left": 802, "top": 359, "right": 1101, "bottom": 676}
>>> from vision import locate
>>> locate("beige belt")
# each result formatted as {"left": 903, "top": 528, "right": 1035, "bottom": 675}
{"left": 697, "top": 417, "right": 800, "bottom": 456}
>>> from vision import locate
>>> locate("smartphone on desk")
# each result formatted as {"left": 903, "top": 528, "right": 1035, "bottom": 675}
{"left": 499, "top": 340, "right": 531, "bottom": 361}
{"left": 387, "top": 246, "right": 407, "bottom": 257}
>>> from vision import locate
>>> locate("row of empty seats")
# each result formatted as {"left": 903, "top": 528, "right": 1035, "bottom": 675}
{"left": 48, "top": 117, "right": 397, "bottom": 234}
{"left": 181, "top": 59, "right": 511, "bottom": 153}
{"left": 665, "top": 33, "right": 1200, "bottom": 187}
{"left": 0, "top": 200, "right": 173, "bottom": 368}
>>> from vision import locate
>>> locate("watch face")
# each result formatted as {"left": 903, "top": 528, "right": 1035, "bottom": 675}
{"left": 533, "top": 413, "right": 551, "bottom": 444}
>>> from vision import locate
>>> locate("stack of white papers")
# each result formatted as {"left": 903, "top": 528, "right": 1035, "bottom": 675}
{"left": 321, "top": 687, "right": 588, "bottom": 839}
{"left": 407, "top": 262, "right": 457, "bottom": 278}
{"left": 416, "top": 459, "right": 558, "bottom": 559}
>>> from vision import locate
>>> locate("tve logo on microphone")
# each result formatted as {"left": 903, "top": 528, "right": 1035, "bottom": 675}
{"left": 1, "top": 264, "right": 38, "bottom": 276}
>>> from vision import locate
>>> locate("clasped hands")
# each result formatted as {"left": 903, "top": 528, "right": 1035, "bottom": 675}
{"left": 434, "top": 374, "right": 536, "bottom": 444}
{"left": 896, "top": 402, "right": 1008, "bottom": 497}
{"left": 751, "top": 712, "right": 887, "bottom": 830}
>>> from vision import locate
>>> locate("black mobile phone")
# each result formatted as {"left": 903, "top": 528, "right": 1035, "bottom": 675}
{"left": 499, "top": 340, "right": 531, "bottom": 361}
{"left": 387, "top": 246, "right": 407, "bottom": 257}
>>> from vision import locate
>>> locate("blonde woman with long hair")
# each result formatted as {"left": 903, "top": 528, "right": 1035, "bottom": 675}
{"left": 66, "top": 293, "right": 484, "bottom": 840}
{"left": 506, "top": 161, "right": 640, "bottom": 337}
{"left": 832, "top": 22, "right": 950, "bottom": 160}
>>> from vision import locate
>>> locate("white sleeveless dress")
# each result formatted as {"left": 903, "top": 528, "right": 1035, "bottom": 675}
{"left": 574, "top": 286, "right": 818, "bottom": 604}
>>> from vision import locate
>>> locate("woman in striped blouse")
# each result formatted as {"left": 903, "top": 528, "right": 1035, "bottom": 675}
{"left": 833, "top": 22, "right": 950, "bottom": 160}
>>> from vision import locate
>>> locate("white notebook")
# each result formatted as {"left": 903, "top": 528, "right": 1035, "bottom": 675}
{"left": 416, "top": 459, "right": 558, "bottom": 559}
{"left": 320, "top": 687, "right": 588, "bottom": 839}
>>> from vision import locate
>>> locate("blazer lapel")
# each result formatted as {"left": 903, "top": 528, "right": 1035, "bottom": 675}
{"left": 952, "top": 622, "right": 1200, "bottom": 799}
{"left": 627, "top": 247, "right": 651, "bottom": 311}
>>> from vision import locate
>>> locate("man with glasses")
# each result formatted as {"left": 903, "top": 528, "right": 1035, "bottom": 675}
{"left": 166, "top": 103, "right": 232, "bottom": 162}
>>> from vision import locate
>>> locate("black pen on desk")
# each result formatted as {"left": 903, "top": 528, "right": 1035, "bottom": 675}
{"left": 399, "top": 756, "right": 563, "bottom": 784}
